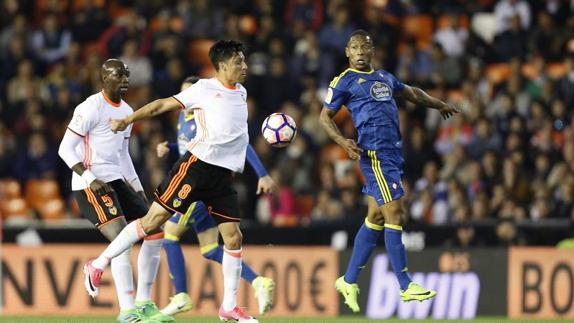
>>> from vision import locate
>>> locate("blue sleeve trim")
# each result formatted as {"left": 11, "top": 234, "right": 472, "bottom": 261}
{"left": 246, "top": 144, "right": 268, "bottom": 177}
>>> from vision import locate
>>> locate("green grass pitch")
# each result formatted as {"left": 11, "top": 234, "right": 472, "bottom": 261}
{"left": 0, "top": 317, "right": 564, "bottom": 323}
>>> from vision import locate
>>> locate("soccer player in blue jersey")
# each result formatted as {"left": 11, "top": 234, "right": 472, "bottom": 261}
{"left": 157, "top": 76, "right": 276, "bottom": 316}
{"left": 320, "top": 30, "right": 460, "bottom": 312}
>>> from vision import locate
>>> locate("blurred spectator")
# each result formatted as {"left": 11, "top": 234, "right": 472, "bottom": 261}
{"left": 494, "top": 0, "right": 531, "bottom": 34}
{"left": 0, "top": 14, "right": 32, "bottom": 56}
{"left": 466, "top": 118, "right": 502, "bottom": 159}
{"left": 529, "top": 11, "right": 562, "bottom": 61}
{"left": 495, "top": 219, "right": 526, "bottom": 245}
{"left": 433, "top": 14, "right": 468, "bottom": 58}
{"left": 31, "top": 14, "right": 72, "bottom": 65}
{"left": 283, "top": 0, "right": 324, "bottom": 31}
{"left": 312, "top": 189, "right": 344, "bottom": 222}
{"left": 493, "top": 15, "right": 528, "bottom": 61}
{"left": 6, "top": 60, "right": 45, "bottom": 105}
{"left": 404, "top": 126, "right": 437, "bottom": 182}
{"left": 445, "top": 222, "right": 485, "bottom": 248}
{"left": 554, "top": 182, "right": 574, "bottom": 219}
{"left": 70, "top": 0, "right": 109, "bottom": 43}
{"left": 429, "top": 42, "right": 462, "bottom": 86}
{"left": 99, "top": 12, "right": 151, "bottom": 58}
{"left": 556, "top": 56, "right": 574, "bottom": 109}
{"left": 396, "top": 40, "right": 431, "bottom": 84}
{"left": 178, "top": 0, "right": 225, "bottom": 39}
{"left": 120, "top": 39, "right": 153, "bottom": 87}
{"left": 412, "top": 161, "right": 449, "bottom": 224}
{"left": 14, "top": 132, "right": 57, "bottom": 182}
{"left": 317, "top": 5, "right": 355, "bottom": 86}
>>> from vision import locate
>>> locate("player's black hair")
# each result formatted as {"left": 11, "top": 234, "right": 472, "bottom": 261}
{"left": 349, "top": 29, "right": 372, "bottom": 40}
{"left": 208, "top": 40, "right": 246, "bottom": 71}
{"left": 183, "top": 75, "right": 200, "bottom": 84}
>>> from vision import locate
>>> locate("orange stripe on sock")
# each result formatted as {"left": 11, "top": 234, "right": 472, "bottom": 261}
{"left": 224, "top": 248, "right": 242, "bottom": 258}
{"left": 144, "top": 231, "right": 164, "bottom": 240}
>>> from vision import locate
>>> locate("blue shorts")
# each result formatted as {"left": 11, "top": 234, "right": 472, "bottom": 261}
{"left": 167, "top": 201, "right": 216, "bottom": 233}
{"left": 359, "top": 149, "right": 405, "bottom": 206}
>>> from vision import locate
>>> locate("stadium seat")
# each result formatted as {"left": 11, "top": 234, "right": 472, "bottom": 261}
{"left": 25, "top": 179, "right": 61, "bottom": 211}
{"left": 436, "top": 14, "right": 469, "bottom": 30}
{"left": 0, "top": 179, "right": 22, "bottom": 199}
{"left": 402, "top": 15, "right": 433, "bottom": 49}
{"left": 485, "top": 63, "right": 511, "bottom": 83}
{"left": 188, "top": 39, "right": 216, "bottom": 67}
{"left": 547, "top": 63, "right": 566, "bottom": 79}
{"left": 295, "top": 195, "right": 315, "bottom": 218}
{"left": 37, "top": 199, "right": 66, "bottom": 220}
{"left": 0, "top": 198, "right": 30, "bottom": 219}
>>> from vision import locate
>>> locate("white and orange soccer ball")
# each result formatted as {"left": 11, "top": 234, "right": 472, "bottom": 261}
{"left": 261, "top": 112, "right": 297, "bottom": 148}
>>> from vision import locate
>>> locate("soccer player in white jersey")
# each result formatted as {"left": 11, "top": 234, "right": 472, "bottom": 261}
{"left": 58, "top": 59, "right": 173, "bottom": 323}
{"left": 84, "top": 40, "right": 260, "bottom": 322}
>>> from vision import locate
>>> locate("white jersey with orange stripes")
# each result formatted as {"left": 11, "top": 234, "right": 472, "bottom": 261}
{"left": 172, "top": 78, "right": 248, "bottom": 173}
{"left": 66, "top": 91, "right": 134, "bottom": 190}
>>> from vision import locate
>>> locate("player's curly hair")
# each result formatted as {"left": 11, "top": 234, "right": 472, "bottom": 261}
{"left": 208, "top": 40, "right": 246, "bottom": 71}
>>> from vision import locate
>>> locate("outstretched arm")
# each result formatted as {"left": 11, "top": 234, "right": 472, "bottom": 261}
{"left": 319, "top": 107, "right": 362, "bottom": 160}
{"left": 245, "top": 144, "right": 276, "bottom": 194}
{"left": 111, "top": 97, "right": 182, "bottom": 132}
{"left": 398, "top": 85, "right": 460, "bottom": 119}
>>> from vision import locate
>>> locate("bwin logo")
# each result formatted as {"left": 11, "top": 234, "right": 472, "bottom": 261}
{"left": 370, "top": 82, "right": 391, "bottom": 101}
{"left": 367, "top": 254, "right": 480, "bottom": 319}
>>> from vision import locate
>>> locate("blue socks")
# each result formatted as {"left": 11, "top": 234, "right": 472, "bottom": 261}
{"left": 384, "top": 224, "right": 412, "bottom": 290}
{"left": 202, "top": 245, "right": 258, "bottom": 284}
{"left": 163, "top": 236, "right": 188, "bottom": 294}
{"left": 344, "top": 219, "right": 382, "bottom": 283}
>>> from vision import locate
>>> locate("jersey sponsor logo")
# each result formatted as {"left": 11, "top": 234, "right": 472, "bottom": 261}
{"left": 325, "top": 88, "right": 333, "bottom": 104}
{"left": 367, "top": 254, "right": 480, "bottom": 319}
{"left": 370, "top": 82, "right": 392, "bottom": 101}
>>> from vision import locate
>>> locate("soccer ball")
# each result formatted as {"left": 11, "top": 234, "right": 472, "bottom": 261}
{"left": 261, "top": 113, "right": 297, "bottom": 148}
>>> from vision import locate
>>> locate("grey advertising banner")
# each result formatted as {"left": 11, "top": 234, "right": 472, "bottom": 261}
{"left": 339, "top": 248, "right": 508, "bottom": 319}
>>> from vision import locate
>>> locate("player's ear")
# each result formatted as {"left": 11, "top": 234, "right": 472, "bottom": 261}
{"left": 345, "top": 46, "right": 350, "bottom": 58}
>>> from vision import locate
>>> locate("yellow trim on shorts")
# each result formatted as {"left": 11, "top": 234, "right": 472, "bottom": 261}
{"left": 200, "top": 242, "right": 219, "bottom": 255}
{"left": 164, "top": 233, "right": 180, "bottom": 241}
{"left": 384, "top": 223, "right": 403, "bottom": 231}
{"left": 368, "top": 150, "right": 392, "bottom": 203}
{"left": 365, "top": 218, "right": 384, "bottom": 231}
{"left": 178, "top": 202, "right": 197, "bottom": 226}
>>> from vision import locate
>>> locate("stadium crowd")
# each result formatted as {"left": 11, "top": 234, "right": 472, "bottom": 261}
{"left": 0, "top": 0, "right": 573, "bottom": 246}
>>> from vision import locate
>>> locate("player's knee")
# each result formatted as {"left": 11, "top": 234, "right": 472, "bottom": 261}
{"left": 224, "top": 230, "right": 243, "bottom": 250}
{"left": 367, "top": 210, "right": 384, "bottom": 225}
{"left": 384, "top": 208, "right": 405, "bottom": 226}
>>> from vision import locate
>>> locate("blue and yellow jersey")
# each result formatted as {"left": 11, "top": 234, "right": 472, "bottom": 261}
{"left": 324, "top": 68, "right": 405, "bottom": 151}
{"left": 176, "top": 111, "right": 197, "bottom": 157}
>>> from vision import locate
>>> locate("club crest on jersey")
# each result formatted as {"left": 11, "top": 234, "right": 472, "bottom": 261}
{"left": 370, "top": 81, "right": 392, "bottom": 101}
{"left": 173, "top": 198, "right": 182, "bottom": 208}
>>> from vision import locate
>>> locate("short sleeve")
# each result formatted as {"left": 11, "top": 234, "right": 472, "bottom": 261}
{"left": 124, "top": 123, "right": 133, "bottom": 139}
{"left": 324, "top": 78, "right": 350, "bottom": 112}
{"left": 67, "top": 102, "right": 98, "bottom": 136}
{"left": 390, "top": 73, "right": 405, "bottom": 93}
{"left": 173, "top": 81, "right": 202, "bottom": 111}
